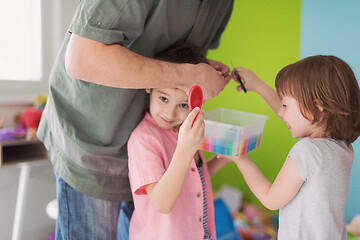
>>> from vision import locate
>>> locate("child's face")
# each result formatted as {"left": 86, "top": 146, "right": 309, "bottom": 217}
{"left": 147, "top": 88, "right": 189, "bottom": 131}
{"left": 279, "top": 96, "right": 323, "bottom": 139}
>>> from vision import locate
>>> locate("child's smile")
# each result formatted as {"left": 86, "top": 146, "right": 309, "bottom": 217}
{"left": 147, "top": 88, "right": 190, "bottom": 131}
{"left": 280, "top": 96, "right": 325, "bottom": 139}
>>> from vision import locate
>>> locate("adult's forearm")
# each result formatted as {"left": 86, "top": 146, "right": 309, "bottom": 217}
{"left": 65, "top": 34, "right": 192, "bottom": 90}
{"left": 65, "top": 34, "right": 229, "bottom": 100}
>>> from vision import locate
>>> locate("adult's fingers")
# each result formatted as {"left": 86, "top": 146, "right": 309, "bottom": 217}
{"left": 220, "top": 65, "right": 230, "bottom": 77}
{"left": 202, "top": 75, "right": 229, "bottom": 100}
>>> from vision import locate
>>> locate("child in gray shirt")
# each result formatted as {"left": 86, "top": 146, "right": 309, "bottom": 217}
{"left": 225, "top": 55, "right": 360, "bottom": 239}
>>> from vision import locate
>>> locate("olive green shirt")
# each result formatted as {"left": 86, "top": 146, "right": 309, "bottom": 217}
{"left": 38, "top": 0, "right": 234, "bottom": 201}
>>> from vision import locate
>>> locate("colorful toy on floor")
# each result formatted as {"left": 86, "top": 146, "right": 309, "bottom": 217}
{"left": 216, "top": 185, "right": 244, "bottom": 213}
{"left": 214, "top": 185, "right": 278, "bottom": 240}
{"left": 233, "top": 204, "right": 278, "bottom": 240}
{"left": 214, "top": 198, "right": 242, "bottom": 240}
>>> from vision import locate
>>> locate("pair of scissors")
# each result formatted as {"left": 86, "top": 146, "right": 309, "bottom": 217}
{"left": 231, "top": 62, "right": 247, "bottom": 93}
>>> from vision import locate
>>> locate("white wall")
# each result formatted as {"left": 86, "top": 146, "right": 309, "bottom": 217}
{"left": 301, "top": 0, "right": 360, "bottom": 223}
{"left": 0, "top": 0, "right": 78, "bottom": 124}
{"left": 0, "top": 1, "right": 78, "bottom": 239}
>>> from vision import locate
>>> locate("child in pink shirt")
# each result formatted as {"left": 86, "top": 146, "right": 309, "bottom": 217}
{"left": 127, "top": 43, "right": 230, "bottom": 240}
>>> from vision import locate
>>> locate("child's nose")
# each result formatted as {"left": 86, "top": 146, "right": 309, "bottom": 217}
{"left": 165, "top": 106, "right": 177, "bottom": 119}
{"left": 278, "top": 107, "right": 284, "bottom": 118}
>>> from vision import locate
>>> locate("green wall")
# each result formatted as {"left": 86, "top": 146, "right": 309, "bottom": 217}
{"left": 206, "top": 1, "right": 301, "bottom": 208}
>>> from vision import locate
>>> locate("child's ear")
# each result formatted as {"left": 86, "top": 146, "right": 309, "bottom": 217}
{"left": 145, "top": 89, "right": 151, "bottom": 94}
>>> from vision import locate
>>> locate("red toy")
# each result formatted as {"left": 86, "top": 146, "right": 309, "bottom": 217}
{"left": 17, "top": 107, "right": 43, "bottom": 140}
{"left": 188, "top": 85, "right": 203, "bottom": 125}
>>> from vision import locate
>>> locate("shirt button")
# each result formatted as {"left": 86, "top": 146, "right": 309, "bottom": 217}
{"left": 191, "top": 168, "right": 195, "bottom": 172}
{"left": 197, "top": 193, "right": 201, "bottom": 197}
{"left": 199, "top": 217, "right": 202, "bottom": 222}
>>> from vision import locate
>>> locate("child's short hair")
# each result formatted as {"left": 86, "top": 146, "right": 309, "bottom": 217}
{"left": 155, "top": 42, "right": 209, "bottom": 64}
{"left": 275, "top": 55, "right": 360, "bottom": 144}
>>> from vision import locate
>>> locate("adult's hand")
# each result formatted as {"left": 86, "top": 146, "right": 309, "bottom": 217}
{"left": 207, "top": 59, "right": 231, "bottom": 78}
{"left": 187, "top": 62, "right": 230, "bottom": 100}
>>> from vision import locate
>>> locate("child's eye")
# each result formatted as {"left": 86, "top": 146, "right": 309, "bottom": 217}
{"left": 180, "top": 103, "right": 189, "bottom": 108}
{"left": 282, "top": 104, "right": 287, "bottom": 108}
{"left": 159, "top": 96, "right": 168, "bottom": 102}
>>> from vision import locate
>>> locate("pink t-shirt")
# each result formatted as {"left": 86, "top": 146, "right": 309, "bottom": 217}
{"left": 128, "top": 113, "right": 216, "bottom": 240}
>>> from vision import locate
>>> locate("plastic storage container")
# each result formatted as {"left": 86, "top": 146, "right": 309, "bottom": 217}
{"left": 200, "top": 108, "right": 268, "bottom": 156}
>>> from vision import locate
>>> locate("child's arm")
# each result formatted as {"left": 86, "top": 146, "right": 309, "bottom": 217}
{"left": 144, "top": 108, "right": 205, "bottom": 214}
{"left": 222, "top": 154, "right": 304, "bottom": 210}
{"left": 207, "top": 154, "right": 232, "bottom": 177}
{"left": 232, "top": 68, "right": 282, "bottom": 118}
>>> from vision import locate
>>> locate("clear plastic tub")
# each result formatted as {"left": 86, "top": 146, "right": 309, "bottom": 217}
{"left": 200, "top": 108, "right": 268, "bottom": 156}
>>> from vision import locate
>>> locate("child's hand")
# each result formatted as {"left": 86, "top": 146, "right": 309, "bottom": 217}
{"left": 177, "top": 107, "right": 205, "bottom": 155}
{"left": 217, "top": 153, "right": 250, "bottom": 164}
{"left": 213, "top": 154, "right": 233, "bottom": 164}
{"left": 231, "top": 68, "right": 262, "bottom": 92}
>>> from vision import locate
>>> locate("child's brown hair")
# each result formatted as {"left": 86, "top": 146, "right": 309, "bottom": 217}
{"left": 275, "top": 55, "right": 360, "bottom": 144}
{"left": 155, "top": 42, "right": 208, "bottom": 64}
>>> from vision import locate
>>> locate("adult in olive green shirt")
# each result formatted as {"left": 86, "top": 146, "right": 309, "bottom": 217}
{"left": 38, "top": 0, "right": 234, "bottom": 239}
